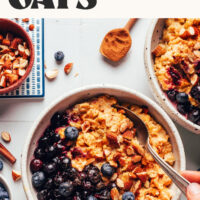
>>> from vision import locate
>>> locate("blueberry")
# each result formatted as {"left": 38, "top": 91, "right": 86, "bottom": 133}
{"left": 54, "top": 51, "right": 65, "bottom": 62}
{"left": 32, "top": 171, "right": 46, "bottom": 188}
{"left": 34, "top": 148, "right": 45, "bottom": 160}
{"left": 30, "top": 159, "right": 43, "bottom": 173}
{"left": 43, "top": 162, "right": 57, "bottom": 175}
{"left": 37, "top": 189, "right": 48, "bottom": 200}
{"left": 188, "top": 108, "right": 200, "bottom": 123}
{"left": 51, "top": 112, "right": 63, "bottom": 128}
{"left": 0, "top": 190, "right": 9, "bottom": 198}
{"left": 87, "top": 167, "right": 101, "bottom": 184}
{"left": 82, "top": 181, "right": 94, "bottom": 191}
{"left": 65, "top": 126, "right": 79, "bottom": 141}
{"left": 61, "top": 157, "right": 71, "bottom": 170}
{"left": 190, "top": 85, "right": 200, "bottom": 102}
{"left": 54, "top": 175, "right": 64, "bottom": 186}
{"left": 44, "top": 178, "right": 54, "bottom": 190}
{"left": 122, "top": 192, "right": 135, "bottom": 200}
{"left": 101, "top": 163, "right": 115, "bottom": 177}
{"left": 46, "top": 146, "right": 56, "bottom": 159}
{"left": 87, "top": 195, "right": 97, "bottom": 200}
{"left": 177, "top": 103, "right": 190, "bottom": 115}
{"left": 166, "top": 89, "right": 178, "bottom": 102}
{"left": 59, "top": 181, "right": 74, "bottom": 197}
{"left": 176, "top": 93, "right": 189, "bottom": 104}
{"left": 0, "top": 160, "right": 3, "bottom": 171}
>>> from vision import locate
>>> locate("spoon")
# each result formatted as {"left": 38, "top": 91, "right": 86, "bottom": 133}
{"left": 100, "top": 18, "right": 137, "bottom": 62}
{"left": 114, "top": 105, "right": 190, "bottom": 196}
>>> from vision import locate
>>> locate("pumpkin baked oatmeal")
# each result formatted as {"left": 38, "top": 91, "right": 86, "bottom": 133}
{"left": 30, "top": 96, "right": 175, "bottom": 200}
{"left": 153, "top": 18, "right": 200, "bottom": 125}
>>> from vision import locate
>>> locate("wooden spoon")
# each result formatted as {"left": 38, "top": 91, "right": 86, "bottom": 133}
{"left": 100, "top": 18, "right": 137, "bottom": 62}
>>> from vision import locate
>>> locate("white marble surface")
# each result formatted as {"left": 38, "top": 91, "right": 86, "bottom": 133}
{"left": 0, "top": 18, "right": 199, "bottom": 199}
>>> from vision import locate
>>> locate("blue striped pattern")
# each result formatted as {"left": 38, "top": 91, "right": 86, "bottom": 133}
{"left": 0, "top": 18, "right": 45, "bottom": 98}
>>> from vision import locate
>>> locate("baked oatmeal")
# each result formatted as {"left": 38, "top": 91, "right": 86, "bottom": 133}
{"left": 30, "top": 96, "right": 175, "bottom": 200}
{"left": 153, "top": 18, "right": 200, "bottom": 125}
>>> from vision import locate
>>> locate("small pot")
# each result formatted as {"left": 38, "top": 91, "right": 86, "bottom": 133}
{"left": 0, "top": 18, "right": 34, "bottom": 95}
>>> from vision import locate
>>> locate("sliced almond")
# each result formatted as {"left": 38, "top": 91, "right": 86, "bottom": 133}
{"left": 110, "top": 173, "right": 118, "bottom": 182}
{"left": 18, "top": 44, "right": 25, "bottom": 55}
{"left": 132, "top": 155, "right": 142, "bottom": 163}
{"left": 45, "top": 69, "right": 58, "bottom": 80}
{"left": 17, "top": 69, "right": 26, "bottom": 77}
{"left": 4, "top": 70, "right": 12, "bottom": 75}
{"left": 0, "top": 45, "right": 9, "bottom": 50}
{"left": 130, "top": 180, "right": 142, "bottom": 194}
{"left": 25, "top": 49, "right": 30, "bottom": 57}
{"left": 191, "top": 74, "right": 199, "bottom": 85}
{"left": 194, "top": 42, "right": 200, "bottom": 50}
{"left": 116, "top": 178, "right": 124, "bottom": 189}
{"left": 12, "top": 170, "right": 21, "bottom": 182}
{"left": 6, "top": 74, "right": 19, "bottom": 84}
{"left": 106, "top": 132, "right": 119, "bottom": 147}
{"left": 0, "top": 76, "right": 6, "bottom": 87}
{"left": 188, "top": 26, "right": 199, "bottom": 36}
{"left": 152, "top": 44, "right": 166, "bottom": 57}
{"left": 194, "top": 50, "right": 200, "bottom": 58}
{"left": 1, "top": 131, "right": 11, "bottom": 143}
{"left": 136, "top": 172, "right": 148, "bottom": 183}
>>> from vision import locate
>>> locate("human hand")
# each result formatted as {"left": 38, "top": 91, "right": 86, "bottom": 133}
{"left": 181, "top": 171, "right": 200, "bottom": 200}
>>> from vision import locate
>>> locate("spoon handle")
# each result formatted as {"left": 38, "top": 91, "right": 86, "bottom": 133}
{"left": 124, "top": 18, "right": 137, "bottom": 31}
{"left": 147, "top": 140, "right": 190, "bottom": 196}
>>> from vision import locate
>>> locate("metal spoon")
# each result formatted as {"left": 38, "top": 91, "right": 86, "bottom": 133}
{"left": 114, "top": 105, "right": 190, "bottom": 196}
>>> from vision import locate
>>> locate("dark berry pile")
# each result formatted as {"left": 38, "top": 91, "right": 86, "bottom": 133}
{"left": 166, "top": 89, "right": 200, "bottom": 125}
{"left": 0, "top": 182, "right": 9, "bottom": 200}
{"left": 30, "top": 112, "right": 136, "bottom": 200}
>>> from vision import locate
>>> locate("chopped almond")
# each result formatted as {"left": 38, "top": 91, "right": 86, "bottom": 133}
{"left": 152, "top": 44, "right": 166, "bottom": 57}
{"left": 12, "top": 170, "right": 21, "bottom": 182}
{"left": 64, "top": 63, "right": 73, "bottom": 75}
{"left": 29, "top": 24, "right": 35, "bottom": 31}
{"left": 110, "top": 187, "right": 120, "bottom": 200}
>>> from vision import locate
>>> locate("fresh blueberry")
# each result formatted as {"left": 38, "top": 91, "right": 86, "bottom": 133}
{"left": 166, "top": 89, "right": 178, "bottom": 102}
{"left": 51, "top": 112, "right": 63, "bottom": 128}
{"left": 176, "top": 93, "right": 189, "bottom": 104}
{"left": 188, "top": 107, "right": 200, "bottom": 123}
{"left": 37, "top": 189, "right": 48, "bottom": 200}
{"left": 65, "top": 126, "right": 79, "bottom": 141}
{"left": 54, "top": 51, "right": 65, "bottom": 62}
{"left": 32, "top": 171, "right": 46, "bottom": 188}
{"left": 34, "top": 148, "right": 46, "bottom": 160}
{"left": 177, "top": 103, "right": 190, "bottom": 115}
{"left": 43, "top": 162, "right": 57, "bottom": 175}
{"left": 122, "top": 192, "right": 135, "bottom": 200}
{"left": 44, "top": 178, "right": 54, "bottom": 190}
{"left": 59, "top": 181, "right": 74, "bottom": 197}
{"left": 54, "top": 174, "right": 64, "bottom": 186}
{"left": 87, "top": 167, "right": 101, "bottom": 184}
{"left": 0, "top": 160, "right": 3, "bottom": 171}
{"left": 0, "top": 190, "right": 9, "bottom": 198}
{"left": 190, "top": 85, "right": 200, "bottom": 102}
{"left": 30, "top": 159, "right": 43, "bottom": 173}
{"left": 87, "top": 195, "right": 97, "bottom": 200}
{"left": 101, "top": 163, "right": 115, "bottom": 177}
{"left": 60, "top": 157, "right": 71, "bottom": 170}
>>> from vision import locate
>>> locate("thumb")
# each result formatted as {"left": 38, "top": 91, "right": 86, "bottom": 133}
{"left": 187, "top": 183, "right": 200, "bottom": 200}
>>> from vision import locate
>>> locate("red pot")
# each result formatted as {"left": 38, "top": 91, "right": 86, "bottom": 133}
{"left": 0, "top": 18, "right": 35, "bottom": 95}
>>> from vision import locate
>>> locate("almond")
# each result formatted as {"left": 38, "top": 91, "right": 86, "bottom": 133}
{"left": 29, "top": 24, "right": 35, "bottom": 31}
{"left": 110, "top": 173, "right": 118, "bottom": 182}
{"left": 110, "top": 187, "right": 120, "bottom": 200}
{"left": 122, "top": 130, "right": 134, "bottom": 140}
{"left": 22, "top": 18, "right": 29, "bottom": 22}
{"left": 12, "top": 170, "right": 21, "bottom": 182}
{"left": 152, "top": 44, "right": 166, "bottom": 57}
{"left": 132, "top": 155, "right": 142, "bottom": 163}
{"left": 126, "top": 146, "right": 135, "bottom": 156}
{"left": 64, "top": 63, "right": 73, "bottom": 75}
{"left": 188, "top": 26, "right": 199, "bottom": 36}
{"left": 1, "top": 131, "right": 11, "bottom": 143}
{"left": 17, "top": 69, "right": 26, "bottom": 77}
{"left": 191, "top": 74, "right": 199, "bottom": 85}
{"left": 136, "top": 171, "right": 148, "bottom": 183}
{"left": 6, "top": 74, "right": 19, "bottom": 84}
{"left": 0, "top": 76, "right": 6, "bottom": 87}
{"left": 106, "top": 132, "right": 119, "bottom": 147}
{"left": 10, "top": 38, "right": 23, "bottom": 50}
{"left": 179, "top": 28, "right": 190, "bottom": 39}
{"left": 116, "top": 178, "right": 124, "bottom": 189}
{"left": 18, "top": 44, "right": 25, "bottom": 55}
{"left": 45, "top": 69, "right": 58, "bottom": 80}
{"left": 130, "top": 180, "right": 142, "bottom": 194}
{"left": 2, "top": 39, "right": 10, "bottom": 46}
{"left": 25, "top": 49, "right": 30, "bottom": 57}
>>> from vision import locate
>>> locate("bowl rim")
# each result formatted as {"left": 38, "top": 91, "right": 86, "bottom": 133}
{"left": 21, "top": 84, "right": 186, "bottom": 199}
{"left": 144, "top": 18, "right": 200, "bottom": 134}
{"left": 0, "top": 18, "right": 35, "bottom": 95}
{"left": 0, "top": 174, "right": 12, "bottom": 199}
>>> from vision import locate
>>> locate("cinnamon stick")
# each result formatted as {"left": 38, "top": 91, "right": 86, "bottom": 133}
{"left": 0, "top": 143, "right": 16, "bottom": 164}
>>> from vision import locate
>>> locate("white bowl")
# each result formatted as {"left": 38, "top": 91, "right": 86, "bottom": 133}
{"left": 144, "top": 19, "right": 200, "bottom": 134}
{"left": 21, "top": 84, "right": 186, "bottom": 200}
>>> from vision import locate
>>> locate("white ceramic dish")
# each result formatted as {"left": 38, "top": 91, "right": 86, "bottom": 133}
{"left": 0, "top": 175, "right": 12, "bottom": 199}
{"left": 144, "top": 19, "right": 200, "bottom": 134}
{"left": 21, "top": 84, "right": 186, "bottom": 200}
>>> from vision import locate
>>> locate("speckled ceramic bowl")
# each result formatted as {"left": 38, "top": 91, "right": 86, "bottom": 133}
{"left": 144, "top": 19, "right": 200, "bottom": 134}
{"left": 21, "top": 85, "right": 185, "bottom": 200}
